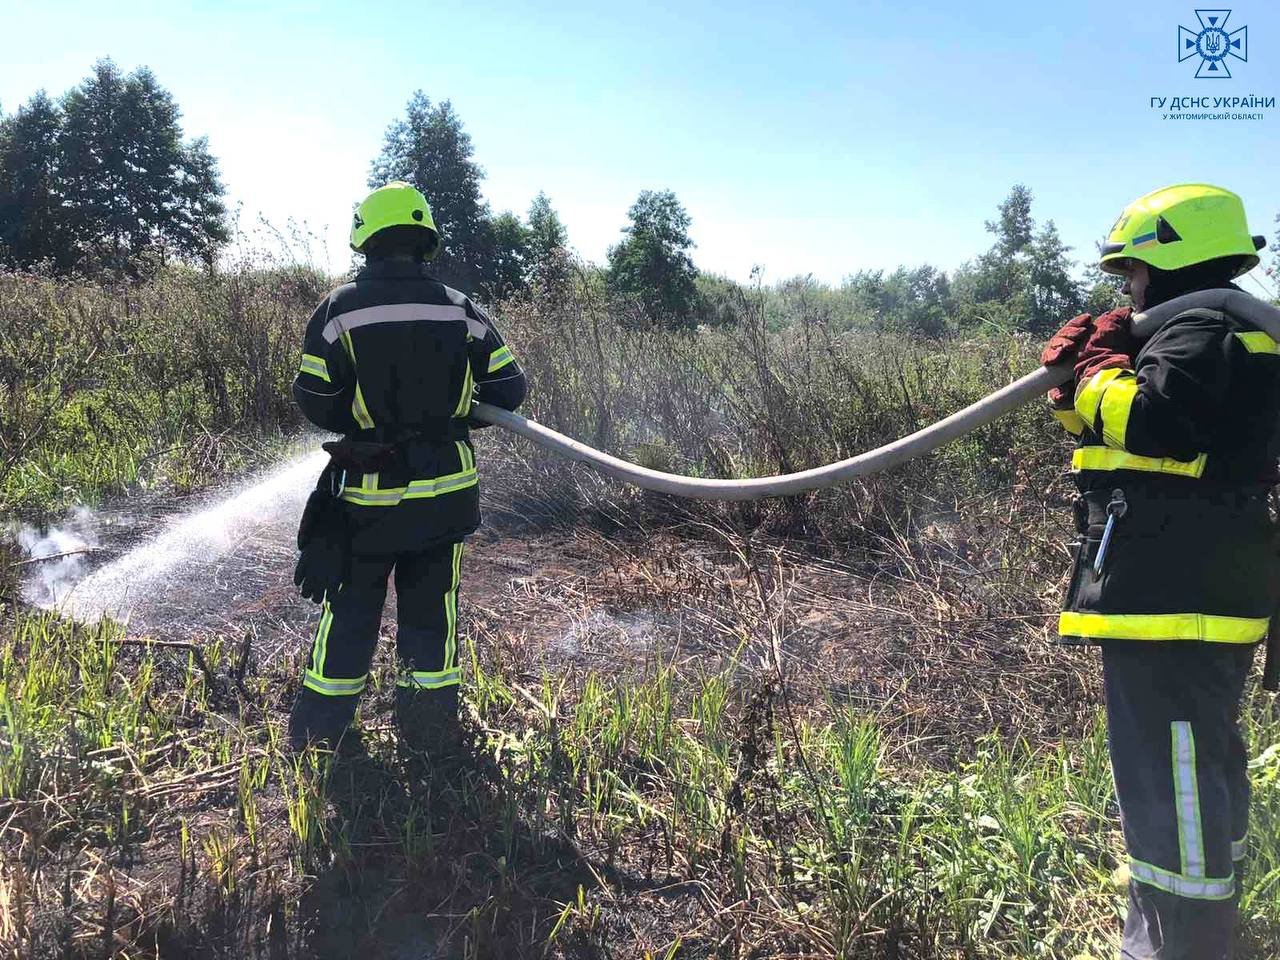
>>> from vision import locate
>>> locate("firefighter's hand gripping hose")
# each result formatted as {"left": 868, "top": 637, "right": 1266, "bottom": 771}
{"left": 468, "top": 289, "right": 1280, "bottom": 502}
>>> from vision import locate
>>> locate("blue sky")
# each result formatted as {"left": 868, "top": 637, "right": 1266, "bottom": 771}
{"left": 4, "top": 0, "right": 1279, "bottom": 289}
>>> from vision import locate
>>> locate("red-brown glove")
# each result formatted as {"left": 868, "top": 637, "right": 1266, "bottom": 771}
{"left": 1041, "top": 313, "right": 1093, "bottom": 367}
{"left": 1074, "top": 307, "right": 1136, "bottom": 384}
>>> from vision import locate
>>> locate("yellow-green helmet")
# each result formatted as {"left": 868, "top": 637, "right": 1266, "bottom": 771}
{"left": 349, "top": 181, "right": 440, "bottom": 257}
{"left": 1099, "top": 183, "right": 1265, "bottom": 277}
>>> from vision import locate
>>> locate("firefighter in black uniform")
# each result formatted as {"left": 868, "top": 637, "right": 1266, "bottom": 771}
{"left": 288, "top": 181, "right": 526, "bottom": 752}
{"left": 1042, "top": 184, "right": 1276, "bottom": 959}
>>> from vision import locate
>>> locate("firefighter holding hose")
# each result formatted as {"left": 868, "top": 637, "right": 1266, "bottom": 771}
{"left": 1042, "top": 184, "right": 1277, "bottom": 958}
{"left": 288, "top": 181, "right": 526, "bottom": 755}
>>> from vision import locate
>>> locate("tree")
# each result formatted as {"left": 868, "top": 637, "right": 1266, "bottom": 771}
{"left": 527, "top": 191, "right": 571, "bottom": 291}
{"left": 952, "top": 185, "right": 1082, "bottom": 334}
{"left": 971, "top": 184, "right": 1035, "bottom": 309}
{"left": 57, "top": 60, "right": 228, "bottom": 271}
{"left": 844, "top": 265, "right": 952, "bottom": 337}
{"left": 985, "top": 183, "right": 1034, "bottom": 258}
{"left": 483, "top": 211, "right": 531, "bottom": 299}
{"left": 370, "top": 93, "right": 493, "bottom": 293}
{"left": 607, "top": 189, "right": 699, "bottom": 327}
{"left": 0, "top": 91, "right": 69, "bottom": 268}
{"left": 1025, "top": 220, "right": 1084, "bottom": 334}
{"left": 1082, "top": 262, "right": 1124, "bottom": 314}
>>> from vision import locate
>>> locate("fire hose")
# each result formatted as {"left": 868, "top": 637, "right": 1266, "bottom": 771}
{"left": 470, "top": 289, "right": 1280, "bottom": 501}
{"left": 468, "top": 288, "right": 1280, "bottom": 688}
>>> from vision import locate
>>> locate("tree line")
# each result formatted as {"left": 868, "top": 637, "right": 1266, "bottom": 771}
{"left": 0, "top": 60, "right": 227, "bottom": 274}
{"left": 4, "top": 60, "right": 1273, "bottom": 334}
{"left": 364, "top": 90, "right": 700, "bottom": 321}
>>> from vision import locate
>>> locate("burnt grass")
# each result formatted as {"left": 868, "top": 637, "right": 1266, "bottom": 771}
{"left": 0, "top": 452, "right": 1117, "bottom": 959}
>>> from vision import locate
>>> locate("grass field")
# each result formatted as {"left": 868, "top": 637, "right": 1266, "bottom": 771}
{"left": 1, "top": 264, "right": 1278, "bottom": 958}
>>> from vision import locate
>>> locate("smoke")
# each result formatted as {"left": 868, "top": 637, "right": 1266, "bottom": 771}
{"left": 16, "top": 506, "right": 98, "bottom": 607}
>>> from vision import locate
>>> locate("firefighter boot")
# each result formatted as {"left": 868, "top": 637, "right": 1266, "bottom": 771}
{"left": 393, "top": 684, "right": 462, "bottom": 759}
{"left": 287, "top": 687, "right": 360, "bottom": 753}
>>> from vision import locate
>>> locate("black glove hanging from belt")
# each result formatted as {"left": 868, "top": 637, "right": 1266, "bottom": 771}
{"left": 321, "top": 438, "right": 403, "bottom": 473}
{"left": 293, "top": 431, "right": 452, "bottom": 603}
{"left": 294, "top": 463, "right": 352, "bottom": 604}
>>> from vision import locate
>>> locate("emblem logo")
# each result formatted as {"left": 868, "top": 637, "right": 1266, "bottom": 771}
{"left": 1179, "top": 9, "right": 1247, "bottom": 78}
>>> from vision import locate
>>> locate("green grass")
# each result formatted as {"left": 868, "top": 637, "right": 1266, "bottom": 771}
{"left": 3, "top": 609, "right": 1278, "bottom": 957}
{"left": 0, "top": 265, "right": 325, "bottom": 519}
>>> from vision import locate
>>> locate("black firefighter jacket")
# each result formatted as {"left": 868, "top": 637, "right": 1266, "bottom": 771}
{"left": 293, "top": 259, "right": 527, "bottom": 554}
{"left": 1057, "top": 295, "right": 1280, "bottom": 644}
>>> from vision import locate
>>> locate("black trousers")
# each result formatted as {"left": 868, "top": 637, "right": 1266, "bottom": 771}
{"left": 301, "top": 541, "right": 464, "bottom": 699}
{"left": 1102, "top": 641, "right": 1255, "bottom": 960}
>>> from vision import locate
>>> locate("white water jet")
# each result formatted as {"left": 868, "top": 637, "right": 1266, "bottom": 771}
{"left": 37, "top": 448, "right": 328, "bottom": 627}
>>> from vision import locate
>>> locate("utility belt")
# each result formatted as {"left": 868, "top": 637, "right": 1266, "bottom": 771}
{"left": 351, "top": 419, "right": 470, "bottom": 446}
{"left": 1071, "top": 483, "right": 1271, "bottom": 529}
{"left": 321, "top": 419, "right": 470, "bottom": 491}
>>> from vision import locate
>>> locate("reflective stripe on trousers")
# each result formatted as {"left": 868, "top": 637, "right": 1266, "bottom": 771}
{"left": 300, "top": 544, "right": 465, "bottom": 697}
{"left": 1103, "top": 642, "right": 1254, "bottom": 957}
{"left": 303, "top": 596, "right": 369, "bottom": 696}
{"left": 398, "top": 542, "right": 463, "bottom": 690}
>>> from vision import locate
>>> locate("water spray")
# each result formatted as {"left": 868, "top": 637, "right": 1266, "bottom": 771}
{"left": 27, "top": 449, "right": 326, "bottom": 627}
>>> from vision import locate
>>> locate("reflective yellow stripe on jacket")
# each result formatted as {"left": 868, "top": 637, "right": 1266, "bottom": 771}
{"left": 1070, "top": 447, "right": 1207, "bottom": 478}
{"left": 1052, "top": 408, "right": 1086, "bottom": 436}
{"left": 1234, "top": 330, "right": 1280, "bottom": 354}
{"left": 340, "top": 331, "right": 375, "bottom": 430}
{"left": 453, "top": 360, "right": 474, "bottom": 418}
{"left": 340, "top": 442, "right": 477, "bottom": 507}
{"left": 488, "top": 344, "right": 515, "bottom": 373}
{"left": 1075, "top": 367, "right": 1139, "bottom": 449}
{"left": 299, "top": 353, "right": 330, "bottom": 382}
{"left": 1059, "top": 611, "right": 1268, "bottom": 644}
